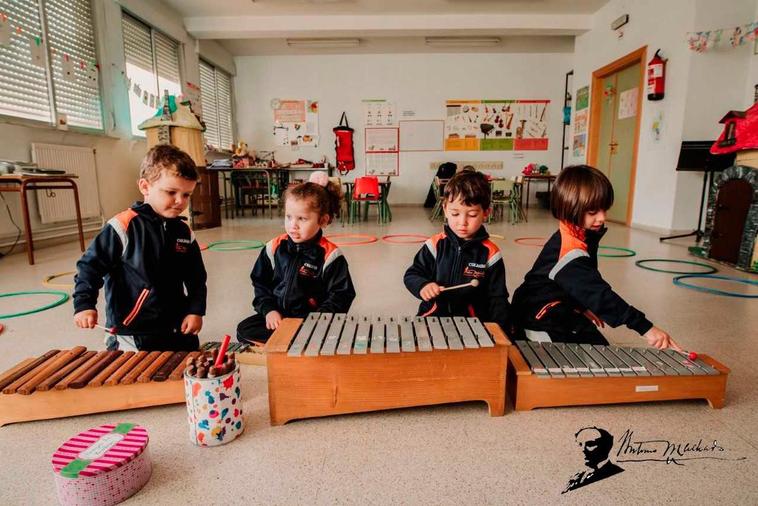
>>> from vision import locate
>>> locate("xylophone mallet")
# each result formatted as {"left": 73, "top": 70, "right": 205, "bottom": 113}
{"left": 439, "top": 279, "right": 479, "bottom": 292}
{"left": 94, "top": 324, "right": 116, "bottom": 334}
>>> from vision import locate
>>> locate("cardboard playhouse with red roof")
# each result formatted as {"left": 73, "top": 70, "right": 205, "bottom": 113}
{"left": 695, "top": 102, "right": 758, "bottom": 273}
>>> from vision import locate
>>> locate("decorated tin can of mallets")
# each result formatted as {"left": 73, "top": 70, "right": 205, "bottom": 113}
{"left": 51, "top": 423, "right": 151, "bottom": 506}
{"left": 184, "top": 336, "right": 244, "bottom": 446}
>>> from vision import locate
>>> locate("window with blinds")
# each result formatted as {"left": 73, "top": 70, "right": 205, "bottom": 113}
{"left": 121, "top": 12, "right": 181, "bottom": 137}
{"left": 199, "top": 59, "right": 233, "bottom": 150}
{"left": 0, "top": 0, "right": 103, "bottom": 129}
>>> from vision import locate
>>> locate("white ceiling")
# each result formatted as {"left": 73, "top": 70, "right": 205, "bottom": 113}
{"left": 161, "top": 0, "right": 610, "bottom": 55}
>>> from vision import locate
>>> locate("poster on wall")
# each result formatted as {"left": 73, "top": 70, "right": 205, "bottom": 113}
{"left": 572, "top": 86, "right": 590, "bottom": 158}
{"left": 365, "top": 127, "right": 399, "bottom": 176}
{"left": 618, "top": 87, "right": 639, "bottom": 120}
{"left": 444, "top": 99, "right": 549, "bottom": 151}
{"left": 272, "top": 99, "right": 319, "bottom": 148}
{"left": 363, "top": 99, "right": 396, "bottom": 126}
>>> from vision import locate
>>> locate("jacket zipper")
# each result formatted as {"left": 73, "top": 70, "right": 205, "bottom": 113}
{"left": 282, "top": 244, "right": 301, "bottom": 312}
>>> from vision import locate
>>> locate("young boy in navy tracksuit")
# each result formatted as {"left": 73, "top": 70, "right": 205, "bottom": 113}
{"left": 73, "top": 145, "right": 207, "bottom": 351}
{"left": 236, "top": 174, "right": 355, "bottom": 344}
{"left": 404, "top": 170, "right": 510, "bottom": 333}
{"left": 511, "top": 165, "right": 680, "bottom": 350}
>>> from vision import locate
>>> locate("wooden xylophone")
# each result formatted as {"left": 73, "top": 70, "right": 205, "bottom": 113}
{"left": 509, "top": 341, "right": 730, "bottom": 411}
{"left": 0, "top": 347, "right": 200, "bottom": 426}
{"left": 201, "top": 341, "right": 265, "bottom": 366}
{"left": 265, "top": 313, "right": 510, "bottom": 425}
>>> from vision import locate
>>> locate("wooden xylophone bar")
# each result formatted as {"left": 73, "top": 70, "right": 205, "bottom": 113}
{"left": 508, "top": 341, "right": 730, "bottom": 411}
{"left": 265, "top": 313, "right": 510, "bottom": 425}
{"left": 0, "top": 348, "right": 190, "bottom": 426}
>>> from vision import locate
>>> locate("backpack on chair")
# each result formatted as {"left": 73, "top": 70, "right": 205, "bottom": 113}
{"left": 333, "top": 112, "right": 355, "bottom": 175}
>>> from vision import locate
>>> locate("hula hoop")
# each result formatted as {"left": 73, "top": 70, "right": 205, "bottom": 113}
{"left": 43, "top": 271, "right": 76, "bottom": 288}
{"left": 207, "top": 240, "right": 264, "bottom": 251}
{"left": 598, "top": 246, "right": 636, "bottom": 258}
{"left": 0, "top": 290, "right": 70, "bottom": 319}
{"left": 635, "top": 259, "right": 718, "bottom": 275}
{"left": 489, "top": 234, "right": 506, "bottom": 240}
{"left": 514, "top": 237, "right": 547, "bottom": 247}
{"left": 326, "top": 234, "right": 378, "bottom": 246}
{"left": 673, "top": 274, "right": 758, "bottom": 299}
{"left": 382, "top": 234, "right": 428, "bottom": 244}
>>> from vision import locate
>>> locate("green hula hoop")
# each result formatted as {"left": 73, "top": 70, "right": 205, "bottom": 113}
{"left": 598, "top": 246, "right": 636, "bottom": 258}
{"left": 0, "top": 290, "right": 70, "bottom": 319}
{"left": 636, "top": 259, "right": 718, "bottom": 275}
{"left": 207, "top": 240, "right": 264, "bottom": 251}
{"left": 673, "top": 274, "right": 758, "bottom": 299}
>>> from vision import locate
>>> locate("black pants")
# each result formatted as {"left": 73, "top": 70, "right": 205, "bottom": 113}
{"left": 106, "top": 332, "right": 200, "bottom": 351}
{"left": 517, "top": 304, "right": 609, "bottom": 345}
{"left": 237, "top": 313, "right": 274, "bottom": 344}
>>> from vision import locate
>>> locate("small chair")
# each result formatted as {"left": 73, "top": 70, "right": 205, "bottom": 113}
{"left": 490, "top": 178, "right": 525, "bottom": 224}
{"left": 430, "top": 177, "right": 449, "bottom": 222}
{"left": 350, "top": 176, "right": 383, "bottom": 223}
{"left": 233, "top": 172, "right": 268, "bottom": 216}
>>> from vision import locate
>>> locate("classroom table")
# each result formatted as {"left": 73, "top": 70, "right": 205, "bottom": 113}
{"left": 343, "top": 180, "right": 392, "bottom": 224}
{"left": 0, "top": 174, "right": 85, "bottom": 265}
{"left": 521, "top": 174, "right": 556, "bottom": 219}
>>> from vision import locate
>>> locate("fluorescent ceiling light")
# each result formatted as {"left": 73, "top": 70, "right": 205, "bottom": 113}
{"left": 425, "top": 36, "right": 502, "bottom": 47}
{"left": 286, "top": 38, "right": 361, "bottom": 48}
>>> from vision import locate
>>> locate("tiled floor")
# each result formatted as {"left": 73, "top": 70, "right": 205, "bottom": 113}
{"left": 0, "top": 206, "right": 756, "bottom": 504}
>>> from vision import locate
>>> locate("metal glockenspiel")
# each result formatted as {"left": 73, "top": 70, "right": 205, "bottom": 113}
{"left": 264, "top": 313, "right": 510, "bottom": 425}
{"left": 509, "top": 341, "right": 729, "bottom": 411}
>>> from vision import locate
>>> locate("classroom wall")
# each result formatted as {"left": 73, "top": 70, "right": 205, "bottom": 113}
{"left": 0, "top": 0, "right": 235, "bottom": 249}
{"left": 570, "top": 0, "right": 756, "bottom": 233}
{"left": 233, "top": 52, "right": 573, "bottom": 204}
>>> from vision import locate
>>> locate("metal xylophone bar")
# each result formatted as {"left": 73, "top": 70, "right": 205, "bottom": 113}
{"left": 516, "top": 342, "right": 720, "bottom": 379}
{"left": 285, "top": 313, "right": 496, "bottom": 356}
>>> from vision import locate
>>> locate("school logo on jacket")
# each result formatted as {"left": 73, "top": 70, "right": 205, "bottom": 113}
{"left": 175, "top": 238, "right": 191, "bottom": 253}
{"left": 463, "top": 262, "right": 486, "bottom": 279}
{"left": 298, "top": 262, "right": 319, "bottom": 279}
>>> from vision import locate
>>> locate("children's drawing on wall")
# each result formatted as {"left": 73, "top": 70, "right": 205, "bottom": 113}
{"left": 272, "top": 99, "right": 319, "bottom": 148}
{"left": 444, "top": 99, "right": 549, "bottom": 151}
{"left": 651, "top": 110, "right": 664, "bottom": 143}
{"left": 573, "top": 133, "right": 587, "bottom": 158}
{"left": 363, "top": 99, "right": 396, "bottom": 126}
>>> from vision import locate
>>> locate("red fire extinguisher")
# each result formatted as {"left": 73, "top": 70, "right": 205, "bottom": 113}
{"left": 333, "top": 112, "right": 355, "bottom": 176}
{"left": 647, "top": 49, "right": 666, "bottom": 101}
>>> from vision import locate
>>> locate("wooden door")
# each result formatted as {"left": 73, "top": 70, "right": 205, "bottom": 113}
{"left": 709, "top": 179, "right": 753, "bottom": 264}
{"left": 588, "top": 48, "right": 645, "bottom": 225}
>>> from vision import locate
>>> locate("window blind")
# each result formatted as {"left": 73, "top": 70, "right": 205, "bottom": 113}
{"left": 199, "top": 59, "right": 234, "bottom": 149}
{"left": 199, "top": 59, "right": 219, "bottom": 147}
{"left": 0, "top": 0, "right": 52, "bottom": 123}
{"left": 45, "top": 0, "right": 103, "bottom": 129}
{"left": 216, "top": 69, "right": 233, "bottom": 150}
{"left": 122, "top": 12, "right": 181, "bottom": 136}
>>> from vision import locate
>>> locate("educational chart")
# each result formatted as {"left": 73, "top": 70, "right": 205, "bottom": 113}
{"left": 444, "top": 100, "right": 549, "bottom": 151}
{"left": 365, "top": 127, "right": 399, "bottom": 176}
{"left": 363, "top": 99, "right": 396, "bottom": 126}
{"left": 272, "top": 99, "right": 319, "bottom": 148}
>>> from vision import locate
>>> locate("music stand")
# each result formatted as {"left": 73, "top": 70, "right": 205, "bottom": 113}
{"left": 659, "top": 141, "right": 735, "bottom": 242}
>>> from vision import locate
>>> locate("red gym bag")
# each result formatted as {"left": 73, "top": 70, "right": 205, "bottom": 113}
{"left": 333, "top": 112, "right": 355, "bottom": 175}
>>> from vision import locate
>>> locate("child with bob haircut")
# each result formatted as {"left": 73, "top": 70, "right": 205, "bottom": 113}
{"left": 73, "top": 145, "right": 207, "bottom": 351}
{"left": 404, "top": 170, "right": 510, "bottom": 332}
{"left": 236, "top": 172, "right": 356, "bottom": 344}
{"left": 512, "top": 165, "right": 680, "bottom": 349}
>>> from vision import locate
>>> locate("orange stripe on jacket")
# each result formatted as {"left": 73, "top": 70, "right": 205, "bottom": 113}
{"left": 558, "top": 221, "right": 587, "bottom": 259}
{"left": 481, "top": 238, "right": 501, "bottom": 261}
{"left": 113, "top": 209, "right": 138, "bottom": 232}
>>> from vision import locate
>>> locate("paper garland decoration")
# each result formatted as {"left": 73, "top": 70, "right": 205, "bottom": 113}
{"left": 687, "top": 20, "right": 758, "bottom": 53}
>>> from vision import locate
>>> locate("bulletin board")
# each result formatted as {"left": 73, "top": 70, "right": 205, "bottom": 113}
{"left": 399, "top": 120, "right": 444, "bottom": 152}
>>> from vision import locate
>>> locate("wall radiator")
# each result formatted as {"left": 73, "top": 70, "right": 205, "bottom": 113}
{"left": 31, "top": 143, "right": 102, "bottom": 224}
